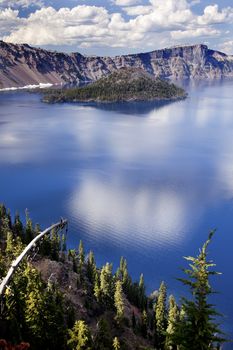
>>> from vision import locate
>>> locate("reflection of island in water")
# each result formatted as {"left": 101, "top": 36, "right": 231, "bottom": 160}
{"left": 78, "top": 99, "right": 179, "bottom": 115}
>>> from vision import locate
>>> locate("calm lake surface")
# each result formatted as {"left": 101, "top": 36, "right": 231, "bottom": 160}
{"left": 0, "top": 81, "right": 233, "bottom": 344}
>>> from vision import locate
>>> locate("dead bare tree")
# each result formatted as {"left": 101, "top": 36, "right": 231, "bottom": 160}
{"left": 0, "top": 219, "right": 67, "bottom": 297}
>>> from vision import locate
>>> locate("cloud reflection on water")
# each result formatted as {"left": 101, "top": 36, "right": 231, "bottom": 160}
{"left": 66, "top": 81, "right": 233, "bottom": 249}
{"left": 0, "top": 83, "right": 233, "bottom": 250}
{"left": 69, "top": 175, "right": 193, "bottom": 248}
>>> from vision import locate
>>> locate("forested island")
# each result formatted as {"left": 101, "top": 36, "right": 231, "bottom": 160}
{"left": 42, "top": 68, "right": 187, "bottom": 104}
{"left": 0, "top": 204, "right": 225, "bottom": 350}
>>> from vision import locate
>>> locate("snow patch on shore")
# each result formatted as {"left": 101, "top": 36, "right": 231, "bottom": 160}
{"left": 0, "top": 83, "right": 53, "bottom": 92}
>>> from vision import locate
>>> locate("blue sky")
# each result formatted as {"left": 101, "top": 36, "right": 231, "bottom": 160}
{"left": 0, "top": 0, "right": 233, "bottom": 56}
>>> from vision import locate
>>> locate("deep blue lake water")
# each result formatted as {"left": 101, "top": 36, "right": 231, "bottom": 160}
{"left": 0, "top": 81, "right": 233, "bottom": 346}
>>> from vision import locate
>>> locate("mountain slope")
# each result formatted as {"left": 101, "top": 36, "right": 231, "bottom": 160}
{"left": 0, "top": 41, "right": 233, "bottom": 89}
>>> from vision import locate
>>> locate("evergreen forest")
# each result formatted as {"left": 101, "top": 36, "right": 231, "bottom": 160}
{"left": 0, "top": 204, "right": 225, "bottom": 350}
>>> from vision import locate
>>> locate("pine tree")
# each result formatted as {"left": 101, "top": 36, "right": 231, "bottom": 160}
{"left": 139, "top": 273, "right": 146, "bottom": 309}
{"left": 95, "top": 318, "right": 112, "bottom": 350}
{"left": 7, "top": 209, "right": 12, "bottom": 230}
{"left": 68, "top": 320, "right": 92, "bottom": 350}
{"left": 172, "top": 231, "right": 225, "bottom": 350}
{"left": 155, "top": 281, "right": 167, "bottom": 349}
{"left": 78, "top": 240, "right": 85, "bottom": 269}
{"left": 43, "top": 283, "right": 66, "bottom": 349}
{"left": 116, "top": 258, "right": 128, "bottom": 287}
{"left": 87, "top": 250, "right": 97, "bottom": 285}
{"left": 165, "top": 295, "right": 179, "bottom": 350}
{"left": 40, "top": 233, "right": 51, "bottom": 257}
{"left": 94, "top": 273, "right": 101, "bottom": 302}
{"left": 25, "top": 209, "right": 34, "bottom": 244}
{"left": 5, "top": 231, "right": 14, "bottom": 260}
{"left": 50, "top": 228, "right": 60, "bottom": 261}
{"left": 141, "top": 309, "right": 148, "bottom": 337}
{"left": 0, "top": 205, "right": 11, "bottom": 240}
{"left": 60, "top": 233, "right": 67, "bottom": 262}
{"left": 119, "top": 257, "right": 127, "bottom": 277}
{"left": 100, "top": 262, "right": 113, "bottom": 304}
{"left": 24, "top": 265, "right": 46, "bottom": 347}
{"left": 113, "top": 336, "right": 121, "bottom": 350}
{"left": 139, "top": 274, "right": 145, "bottom": 293}
{"left": 61, "top": 233, "right": 67, "bottom": 252}
{"left": 68, "top": 249, "right": 77, "bottom": 272}
{"left": 13, "top": 212, "right": 23, "bottom": 239}
{"left": 114, "top": 280, "right": 125, "bottom": 323}
{"left": 116, "top": 257, "right": 135, "bottom": 306}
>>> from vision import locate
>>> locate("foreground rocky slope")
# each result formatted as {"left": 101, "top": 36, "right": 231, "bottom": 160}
{"left": 0, "top": 204, "right": 225, "bottom": 349}
{"left": 0, "top": 41, "right": 233, "bottom": 89}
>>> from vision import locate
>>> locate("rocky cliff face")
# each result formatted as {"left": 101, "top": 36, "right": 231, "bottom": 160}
{"left": 0, "top": 41, "right": 233, "bottom": 89}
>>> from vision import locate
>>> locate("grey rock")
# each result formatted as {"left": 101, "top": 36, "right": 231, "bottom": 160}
{"left": 0, "top": 41, "right": 233, "bottom": 89}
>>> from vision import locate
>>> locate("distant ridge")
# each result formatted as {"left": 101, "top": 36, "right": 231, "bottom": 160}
{"left": 0, "top": 41, "right": 233, "bottom": 89}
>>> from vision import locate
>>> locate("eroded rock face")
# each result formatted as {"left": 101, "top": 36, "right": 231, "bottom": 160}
{"left": 0, "top": 41, "right": 233, "bottom": 88}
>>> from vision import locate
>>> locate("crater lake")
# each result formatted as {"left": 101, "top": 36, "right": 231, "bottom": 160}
{"left": 0, "top": 80, "right": 233, "bottom": 346}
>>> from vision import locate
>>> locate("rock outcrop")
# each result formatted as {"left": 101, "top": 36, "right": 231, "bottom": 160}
{"left": 0, "top": 41, "right": 233, "bottom": 89}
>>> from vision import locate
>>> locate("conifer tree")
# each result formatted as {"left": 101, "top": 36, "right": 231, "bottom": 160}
{"left": 0, "top": 205, "right": 11, "bottom": 240}
{"left": 25, "top": 209, "right": 34, "bottom": 244}
{"left": 50, "top": 228, "right": 60, "bottom": 261}
{"left": 100, "top": 262, "right": 113, "bottom": 303}
{"left": 172, "top": 231, "right": 225, "bottom": 350}
{"left": 141, "top": 309, "right": 148, "bottom": 337}
{"left": 95, "top": 318, "right": 112, "bottom": 350}
{"left": 114, "top": 280, "right": 125, "bottom": 323}
{"left": 165, "top": 295, "right": 179, "bottom": 350}
{"left": 24, "top": 265, "right": 46, "bottom": 347}
{"left": 116, "top": 258, "right": 129, "bottom": 289}
{"left": 13, "top": 212, "right": 23, "bottom": 239}
{"left": 40, "top": 233, "right": 51, "bottom": 257}
{"left": 33, "top": 280, "right": 65, "bottom": 349}
{"left": 155, "top": 281, "right": 167, "bottom": 349}
{"left": 121, "top": 258, "right": 131, "bottom": 292}
{"left": 94, "top": 273, "right": 101, "bottom": 302}
{"left": 61, "top": 233, "right": 67, "bottom": 252}
{"left": 68, "top": 249, "right": 77, "bottom": 273}
{"left": 5, "top": 231, "right": 14, "bottom": 260}
{"left": 116, "top": 257, "right": 136, "bottom": 306}
{"left": 7, "top": 209, "right": 12, "bottom": 230}
{"left": 67, "top": 320, "right": 92, "bottom": 350}
{"left": 139, "top": 274, "right": 145, "bottom": 293}
{"left": 139, "top": 273, "right": 147, "bottom": 309}
{"left": 60, "top": 233, "right": 67, "bottom": 262}
{"left": 113, "top": 336, "right": 121, "bottom": 350}
{"left": 78, "top": 240, "right": 85, "bottom": 268}
{"left": 87, "top": 250, "right": 97, "bottom": 285}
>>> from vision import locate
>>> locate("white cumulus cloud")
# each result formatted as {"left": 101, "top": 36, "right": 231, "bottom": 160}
{"left": 0, "top": 0, "right": 43, "bottom": 8}
{"left": 197, "top": 4, "right": 233, "bottom": 25}
{"left": 2, "top": 0, "right": 233, "bottom": 53}
{"left": 122, "top": 5, "right": 153, "bottom": 16}
{"left": 115, "top": 0, "right": 141, "bottom": 6}
{"left": 171, "top": 28, "right": 221, "bottom": 40}
{"left": 0, "top": 8, "right": 20, "bottom": 33}
{"left": 218, "top": 40, "right": 233, "bottom": 55}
